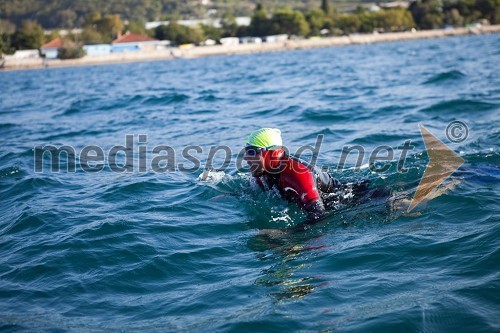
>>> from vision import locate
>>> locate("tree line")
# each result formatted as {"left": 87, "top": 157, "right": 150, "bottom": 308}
{"left": 0, "top": 0, "right": 204, "bottom": 29}
{"left": 1, "top": 0, "right": 498, "bottom": 56}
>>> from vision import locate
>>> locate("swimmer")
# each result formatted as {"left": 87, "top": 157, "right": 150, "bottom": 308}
{"left": 244, "top": 128, "right": 462, "bottom": 233}
{"left": 244, "top": 128, "right": 384, "bottom": 229}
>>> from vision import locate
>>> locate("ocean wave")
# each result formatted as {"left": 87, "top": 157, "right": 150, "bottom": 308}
{"left": 419, "top": 99, "right": 497, "bottom": 114}
{"left": 301, "top": 108, "right": 351, "bottom": 122}
{"left": 1, "top": 210, "right": 47, "bottom": 236}
{"left": 0, "top": 166, "right": 22, "bottom": 178}
{"left": 241, "top": 107, "right": 284, "bottom": 118}
{"left": 423, "top": 69, "right": 466, "bottom": 84}
{"left": 247, "top": 90, "right": 281, "bottom": 96}
{"left": 56, "top": 97, "right": 103, "bottom": 117}
{"left": 295, "top": 128, "right": 340, "bottom": 141}
{"left": 40, "top": 129, "right": 114, "bottom": 141}
{"left": 0, "top": 123, "right": 18, "bottom": 129}
{"left": 196, "top": 94, "right": 222, "bottom": 102}
{"left": 143, "top": 93, "right": 190, "bottom": 105}
{"left": 350, "top": 133, "right": 413, "bottom": 145}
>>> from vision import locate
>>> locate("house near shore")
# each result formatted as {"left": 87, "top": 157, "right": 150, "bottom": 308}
{"left": 145, "top": 17, "right": 250, "bottom": 30}
{"left": 111, "top": 32, "right": 159, "bottom": 53}
{"left": 40, "top": 37, "right": 63, "bottom": 59}
{"left": 263, "top": 35, "right": 288, "bottom": 43}
{"left": 220, "top": 37, "right": 240, "bottom": 46}
{"left": 239, "top": 37, "right": 262, "bottom": 44}
{"left": 2, "top": 49, "right": 40, "bottom": 60}
{"left": 380, "top": 1, "right": 410, "bottom": 9}
{"left": 43, "top": 28, "right": 82, "bottom": 37}
{"left": 83, "top": 44, "right": 112, "bottom": 57}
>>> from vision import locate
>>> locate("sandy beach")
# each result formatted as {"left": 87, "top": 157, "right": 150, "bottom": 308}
{"left": 2, "top": 25, "right": 499, "bottom": 71}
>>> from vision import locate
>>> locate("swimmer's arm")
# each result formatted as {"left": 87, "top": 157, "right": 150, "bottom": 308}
{"left": 305, "top": 199, "right": 326, "bottom": 221}
{"left": 289, "top": 199, "right": 326, "bottom": 232}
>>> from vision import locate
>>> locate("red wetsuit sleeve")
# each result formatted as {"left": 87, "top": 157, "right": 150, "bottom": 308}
{"left": 279, "top": 159, "right": 321, "bottom": 208}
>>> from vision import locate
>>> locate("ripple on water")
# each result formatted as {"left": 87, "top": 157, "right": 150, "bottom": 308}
{"left": 423, "top": 69, "right": 466, "bottom": 85}
{"left": 142, "top": 93, "right": 190, "bottom": 105}
{"left": 418, "top": 99, "right": 497, "bottom": 114}
{"left": 300, "top": 108, "right": 351, "bottom": 122}
{"left": 0, "top": 123, "right": 18, "bottom": 130}
{"left": 0, "top": 166, "right": 23, "bottom": 179}
{"left": 241, "top": 106, "right": 296, "bottom": 118}
{"left": 57, "top": 96, "right": 103, "bottom": 117}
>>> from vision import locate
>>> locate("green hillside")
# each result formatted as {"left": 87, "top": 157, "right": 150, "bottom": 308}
{"left": 0, "top": 0, "right": 367, "bottom": 29}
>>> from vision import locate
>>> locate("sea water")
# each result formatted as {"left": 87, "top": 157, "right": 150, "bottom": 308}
{"left": 0, "top": 34, "right": 499, "bottom": 331}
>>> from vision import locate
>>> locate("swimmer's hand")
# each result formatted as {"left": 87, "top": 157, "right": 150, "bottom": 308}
{"left": 289, "top": 199, "right": 326, "bottom": 232}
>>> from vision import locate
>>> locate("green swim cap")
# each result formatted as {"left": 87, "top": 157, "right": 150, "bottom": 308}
{"left": 246, "top": 128, "right": 282, "bottom": 149}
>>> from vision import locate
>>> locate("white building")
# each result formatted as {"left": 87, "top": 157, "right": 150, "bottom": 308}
{"left": 239, "top": 37, "right": 262, "bottom": 44}
{"left": 145, "top": 17, "right": 251, "bottom": 30}
{"left": 220, "top": 37, "right": 240, "bottom": 46}
{"left": 263, "top": 35, "right": 288, "bottom": 43}
{"left": 3, "top": 50, "right": 40, "bottom": 59}
{"left": 83, "top": 44, "right": 111, "bottom": 57}
{"left": 40, "top": 37, "right": 63, "bottom": 59}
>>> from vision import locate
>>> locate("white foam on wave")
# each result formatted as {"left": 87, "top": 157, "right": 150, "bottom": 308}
{"left": 198, "top": 170, "right": 301, "bottom": 227}
{"left": 197, "top": 169, "right": 228, "bottom": 184}
{"left": 270, "top": 207, "right": 294, "bottom": 225}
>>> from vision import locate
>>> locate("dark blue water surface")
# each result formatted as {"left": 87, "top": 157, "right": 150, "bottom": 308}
{"left": 1, "top": 34, "right": 499, "bottom": 332}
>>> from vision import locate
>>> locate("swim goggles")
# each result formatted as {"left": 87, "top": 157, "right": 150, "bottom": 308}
{"left": 245, "top": 145, "right": 267, "bottom": 156}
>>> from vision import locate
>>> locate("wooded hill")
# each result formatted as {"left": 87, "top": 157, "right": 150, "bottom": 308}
{"left": 1, "top": 0, "right": 367, "bottom": 29}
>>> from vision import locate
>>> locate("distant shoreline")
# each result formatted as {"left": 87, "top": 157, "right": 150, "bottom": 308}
{"left": 2, "top": 25, "right": 499, "bottom": 71}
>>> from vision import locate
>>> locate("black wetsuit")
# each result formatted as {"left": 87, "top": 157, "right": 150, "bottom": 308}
{"left": 257, "top": 155, "right": 384, "bottom": 225}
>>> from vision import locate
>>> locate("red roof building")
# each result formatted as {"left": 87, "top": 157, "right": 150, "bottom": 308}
{"left": 112, "top": 32, "right": 157, "bottom": 44}
{"left": 40, "top": 37, "right": 63, "bottom": 59}
{"left": 41, "top": 37, "right": 63, "bottom": 49}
